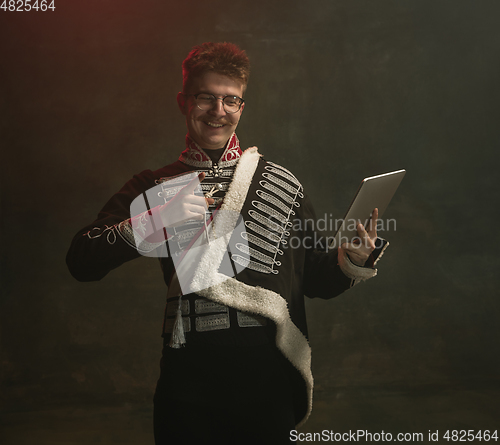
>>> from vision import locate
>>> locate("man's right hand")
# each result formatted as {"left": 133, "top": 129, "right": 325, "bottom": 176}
{"left": 159, "top": 172, "right": 215, "bottom": 229}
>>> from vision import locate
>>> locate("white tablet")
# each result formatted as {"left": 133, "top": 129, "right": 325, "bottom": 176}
{"left": 329, "top": 169, "right": 406, "bottom": 249}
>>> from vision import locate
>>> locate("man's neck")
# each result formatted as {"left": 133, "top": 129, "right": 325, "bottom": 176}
{"left": 203, "top": 147, "right": 226, "bottom": 164}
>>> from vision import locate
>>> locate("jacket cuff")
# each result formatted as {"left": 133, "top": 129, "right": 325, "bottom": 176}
{"left": 338, "top": 238, "right": 389, "bottom": 286}
{"left": 117, "top": 209, "right": 167, "bottom": 254}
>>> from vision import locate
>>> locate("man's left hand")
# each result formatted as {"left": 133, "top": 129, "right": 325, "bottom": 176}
{"left": 340, "top": 208, "right": 379, "bottom": 267}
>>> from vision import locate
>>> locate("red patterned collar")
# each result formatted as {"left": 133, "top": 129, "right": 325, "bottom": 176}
{"left": 178, "top": 133, "right": 242, "bottom": 168}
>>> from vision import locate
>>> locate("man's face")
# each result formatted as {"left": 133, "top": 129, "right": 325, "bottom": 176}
{"left": 177, "top": 71, "right": 245, "bottom": 150}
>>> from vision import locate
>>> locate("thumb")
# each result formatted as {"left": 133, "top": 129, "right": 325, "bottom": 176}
{"left": 180, "top": 172, "right": 205, "bottom": 195}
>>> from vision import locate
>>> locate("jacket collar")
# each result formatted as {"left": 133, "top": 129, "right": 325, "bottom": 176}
{"left": 178, "top": 133, "right": 242, "bottom": 168}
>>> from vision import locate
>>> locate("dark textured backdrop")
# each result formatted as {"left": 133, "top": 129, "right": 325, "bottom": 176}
{"left": 1, "top": 0, "right": 499, "bottom": 443}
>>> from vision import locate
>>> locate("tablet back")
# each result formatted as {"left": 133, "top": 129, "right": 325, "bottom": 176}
{"left": 329, "top": 169, "right": 406, "bottom": 249}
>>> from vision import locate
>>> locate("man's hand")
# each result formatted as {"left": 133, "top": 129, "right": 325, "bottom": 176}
{"left": 159, "top": 172, "right": 215, "bottom": 229}
{"left": 340, "top": 208, "right": 378, "bottom": 267}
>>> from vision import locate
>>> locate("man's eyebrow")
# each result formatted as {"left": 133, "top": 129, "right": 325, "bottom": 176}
{"left": 192, "top": 91, "right": 215, "bottom": 96}
{"left": 196, "top": 91, "right": 239, "bottom": 97}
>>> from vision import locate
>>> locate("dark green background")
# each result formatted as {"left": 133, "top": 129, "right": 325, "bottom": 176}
{"left": 1, "top": 0, "right": 499, "bottom": 443}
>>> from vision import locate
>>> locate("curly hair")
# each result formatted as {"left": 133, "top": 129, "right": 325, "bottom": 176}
{"left": 182, "top": 42, "right": 250, "bottom": 94}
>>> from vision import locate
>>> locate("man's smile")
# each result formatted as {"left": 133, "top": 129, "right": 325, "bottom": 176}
{"left": 205, "top": 121, "right": 225, "bottom": 128}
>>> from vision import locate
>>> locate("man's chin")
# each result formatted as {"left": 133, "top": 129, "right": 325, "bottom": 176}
{"left": 192, "top": 134, "right": 230, "bottom": 151}
{"left": 188, "top": 133, "right": 232, "bottom": 150}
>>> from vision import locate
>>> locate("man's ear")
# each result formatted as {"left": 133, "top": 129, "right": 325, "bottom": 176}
{"left": 177, "top": 92, "right": 187, "bottom": 115}
{"left": 240, "top": 102, "right": 245, "bottom": 114}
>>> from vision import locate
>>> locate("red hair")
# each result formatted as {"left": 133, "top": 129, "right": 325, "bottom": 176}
{"left": 182, "top": 42, "right": 250, "bottom": 94}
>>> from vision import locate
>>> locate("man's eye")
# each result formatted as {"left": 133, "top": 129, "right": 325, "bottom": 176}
{"left": 197, "top": 94, "right": 213, "bottom": 101}
{"left": 224, "top": 97, "right": 238, "bottom": 105}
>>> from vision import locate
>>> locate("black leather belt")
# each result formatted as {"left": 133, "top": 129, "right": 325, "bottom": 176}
{"left": 163, "top": 296, "right": 267, "bottom": 335}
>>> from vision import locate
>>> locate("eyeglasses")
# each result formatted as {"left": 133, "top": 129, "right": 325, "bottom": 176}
{"left": 187, "top": 93, "right": 244, "bottom": 114}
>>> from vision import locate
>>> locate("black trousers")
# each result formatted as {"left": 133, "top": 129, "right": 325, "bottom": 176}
{"left": 153, "top": 343, "right": 298, "bottom": 444}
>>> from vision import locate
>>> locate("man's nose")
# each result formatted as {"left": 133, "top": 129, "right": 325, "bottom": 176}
{"left": 208, "top": 98, "right": 227, "bottom": 116}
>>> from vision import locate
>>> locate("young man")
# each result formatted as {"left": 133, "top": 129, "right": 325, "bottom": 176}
{"left": 67, "top": 42, "right": 386, "bottom": 444}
